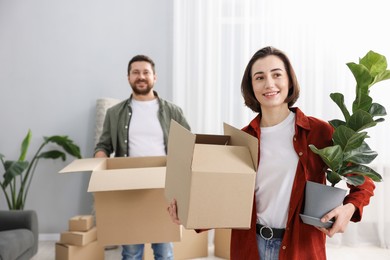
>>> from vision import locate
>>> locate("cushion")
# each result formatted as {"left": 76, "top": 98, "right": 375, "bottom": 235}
{"left": 0, "top": 229, "right": 34, "bottom": 260}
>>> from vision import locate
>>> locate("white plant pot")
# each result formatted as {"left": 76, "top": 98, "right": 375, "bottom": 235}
{"left": 300, "top": 181, "right": 347, "bottom": 228}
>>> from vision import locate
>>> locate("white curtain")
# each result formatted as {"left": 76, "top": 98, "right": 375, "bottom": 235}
{"left": 173, "top": 0, "right": 390, "bottom": 248}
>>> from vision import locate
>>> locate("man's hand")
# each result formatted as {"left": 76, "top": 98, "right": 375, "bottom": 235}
{"left": 317, "top": 203, "right": 356, "bottom": 237}
{"left": 94, "top": 151, "right": 108, "bottom": 158}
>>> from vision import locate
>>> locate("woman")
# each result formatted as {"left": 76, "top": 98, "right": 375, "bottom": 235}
{"left": 168, "top": 46, "right": 375, "bottom": 259}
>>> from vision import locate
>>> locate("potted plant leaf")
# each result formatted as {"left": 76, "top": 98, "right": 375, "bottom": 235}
{"left": 300, "top": 50, "right": 390, "bottom": 228}
{"left": 0, "top": 130, "right": 82, "bottom": 210}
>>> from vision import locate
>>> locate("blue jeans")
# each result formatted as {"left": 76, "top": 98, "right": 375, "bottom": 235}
{"left": 256, "top": 234, "right": 282, "bottom": 260}
{"left": 121, "top": 243, "right": 173, "bottom": 260}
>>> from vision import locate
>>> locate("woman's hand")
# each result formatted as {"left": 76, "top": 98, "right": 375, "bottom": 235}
{"left": 167, "top": 199, "right": 181, "bottom": 225}
{"left": 317, "top": 203, "right": 356, "bottom": 237}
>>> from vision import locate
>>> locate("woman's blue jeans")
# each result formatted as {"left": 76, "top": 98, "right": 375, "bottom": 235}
{"left": 256, "top": 233, "right": 282, "bottom": 260}
{"left": 121, "top": 243, "right": 173, "bottom": 260}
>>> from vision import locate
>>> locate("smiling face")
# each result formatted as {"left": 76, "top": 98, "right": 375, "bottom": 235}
{"left": 251, "top": 55, "right": 290, "bottom": 112}
{"left": 128, "top": 61, "right": 156, "bottom": 98}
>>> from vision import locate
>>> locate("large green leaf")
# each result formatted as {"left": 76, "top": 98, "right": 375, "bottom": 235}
{"left": 344, "top": 175, "right": 366, "bottom": 186}
{"left": 38, "top": 150, "right": 66, "bottom": 160}
{"left": 330, "top": 93, "right": 350, "bottom": 122}
{"left": 2, "top": 160, "right": 29, "bottom": 187}
{"left": 372, "top": 70, "right": 390, "bottom": 85}
{"left": 340, "top": 165, "right": 382, "bottom": 182}
{"left": 352, "top": 93, "right": 372, "bottom": 113}
{"left": 369, "top": 103, "right": 387, "bottom": 117}
{"left": 347, "top": 110, "right": 377, "bottom": 132}
{"left": 347, "top": 62, "right": 372, "bottom": 97}
{"left": 343, "top": 142, "right": 378, "bottom": 164}
{"left": 19, "top": 130, "right": 32, "bottom": 162}
{"left": 329, "top": 119, "right": 345, "bottom": 129}
{"left": 360, "top": 50, "right": 387, "bottom": 76}
{"left": 44, "top": 136, "right": 81, "bottom": 159}
{"left": 326, "top": 169, "right": 342, "bottom": 187}
{"left": 332, "top": 126, "right": 367, "bottom": 152}
{"left": 309, "top": 144, "right": 343, "bottom": 171}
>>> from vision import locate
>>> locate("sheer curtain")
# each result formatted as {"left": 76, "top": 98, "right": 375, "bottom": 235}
{"left": 173, "top": 0, "right": 390, "bottom": 248}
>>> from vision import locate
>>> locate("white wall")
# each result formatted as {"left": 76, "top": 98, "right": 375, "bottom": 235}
{"left": 0, "top": 0, "right": 174, "bottom": 233}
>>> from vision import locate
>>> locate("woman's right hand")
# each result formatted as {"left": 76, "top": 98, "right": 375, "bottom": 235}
{"left": 167, "top": 198, "right": 181, "bottom": 225}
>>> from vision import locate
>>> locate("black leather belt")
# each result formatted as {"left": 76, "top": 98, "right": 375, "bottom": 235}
{"left": 256, "top": 224, "right": 285, "bottom": 240}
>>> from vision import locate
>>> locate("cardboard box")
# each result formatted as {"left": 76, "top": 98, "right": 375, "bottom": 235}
{"left": 60, "top": 156, "right": 181, "bottom": 246}
{"left": 144, "top": 228, "right": 208, "bottom": 260}
{"left": 165, "top": 120, "right": 258, "bottom": 229}
{"left": 55, "top": 240, "right": 104, "bottom": 260}
{"left": 214, "top": 229, "right": 231, "bottom": 259}
{"left": 60, "top": 227, "right": 97, "bottom": 246}
{"left": 69, "top": 215, "right": 94, "bottom": 232}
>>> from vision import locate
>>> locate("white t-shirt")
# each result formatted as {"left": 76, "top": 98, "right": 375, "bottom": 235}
{"left": 128, "top": 99, "right": 166, "bottom": 157}
{"left": 255, "top": 112, "right": 298, "bottom": 228}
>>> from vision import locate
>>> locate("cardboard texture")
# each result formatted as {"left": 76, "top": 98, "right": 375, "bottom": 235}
{"left": 55, "top": 240, "right": 104, "bottom": 260}
{"left": 68, "top": 215, "right": 94, "bottom": 232}
{"left": 214, "top": 229, "right": 231, "bottom": 259}
{"left": 60, "top": 227, "right": 97, "bottom": 246}
{"left": 144, "top": 228, "right": 208, "bottom": 260}
{"left": 60, "top": 156, "right": 181, "bottom": 246}
{"left": 165, "top": 120, "right": 258, "bottom": 229}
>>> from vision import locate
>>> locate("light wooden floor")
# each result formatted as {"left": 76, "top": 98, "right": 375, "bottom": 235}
{"left": 32, "top": 240, "right": 390, "bottom": 260}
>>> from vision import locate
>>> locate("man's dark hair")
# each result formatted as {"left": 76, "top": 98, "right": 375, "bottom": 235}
{"left": 127, "top": 55, "right": 156, "bottom": 75}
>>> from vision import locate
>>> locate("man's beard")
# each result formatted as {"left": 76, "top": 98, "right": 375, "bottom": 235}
{"left": 130, "top": 80, "right": 154, "bottom": 95}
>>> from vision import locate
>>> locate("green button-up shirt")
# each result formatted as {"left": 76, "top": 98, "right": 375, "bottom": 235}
{"left": 94, "top": 92, "right": 190, "bottom": 157}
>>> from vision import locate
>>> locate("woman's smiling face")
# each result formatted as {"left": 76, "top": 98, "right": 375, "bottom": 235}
{"left": 251, "top": 55, "right": 290, "bottom": 110}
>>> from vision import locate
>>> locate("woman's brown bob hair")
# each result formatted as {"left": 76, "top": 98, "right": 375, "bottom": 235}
{"left": 241, "top": 46, "right": 300, "bottom": 113}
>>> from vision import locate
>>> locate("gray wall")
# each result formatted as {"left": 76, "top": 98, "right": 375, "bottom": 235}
{"left": 0, "top": 0, "right": 174, "bottom": 234}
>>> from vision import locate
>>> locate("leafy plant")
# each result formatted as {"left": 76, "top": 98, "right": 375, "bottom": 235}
{"left": 309, "top": 51, "right": 390, "bottom": 187}
{"left": 0, "top": 130, "right": 81, "bottom": 209}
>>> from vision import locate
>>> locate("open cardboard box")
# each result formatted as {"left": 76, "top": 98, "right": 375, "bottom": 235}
{"left": 165, "top": 120, "right": 258, "bottom": 229}
{"left": 60, "top": 156, "right": 181, "bottom": 246}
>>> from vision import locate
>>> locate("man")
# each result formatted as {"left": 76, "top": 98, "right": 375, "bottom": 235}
{"left": 94, "top": 54, "right": 190, "bottom": 260}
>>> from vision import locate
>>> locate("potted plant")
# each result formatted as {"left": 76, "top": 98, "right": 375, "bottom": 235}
{"left": 0, "top": 130, "right": 82, "bottom": 210}
{"left": 300, "top": 50, "right": 390, "bottom": 228}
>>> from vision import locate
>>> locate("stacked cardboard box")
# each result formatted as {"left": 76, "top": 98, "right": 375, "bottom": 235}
{"left": 55, "top": 215, "right": 104, "bottom": 260}
{"left": 144, "top": 228, "right": 208, "bottom": 259}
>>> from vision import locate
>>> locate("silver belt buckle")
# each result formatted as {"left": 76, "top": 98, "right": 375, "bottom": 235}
{"left": 260, "top": 225, "right": 274, "bottom": 240}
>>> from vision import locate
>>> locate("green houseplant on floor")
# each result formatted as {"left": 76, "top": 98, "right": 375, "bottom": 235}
{"left": 0, "top": 130, "right": 82, "bottom": 210}
{"left": 301, "top": 50, "right": 390, "bottom": 228}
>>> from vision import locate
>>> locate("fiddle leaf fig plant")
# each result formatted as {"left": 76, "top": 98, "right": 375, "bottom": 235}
{"left": 0, "top": 130, "right": 82, "bottom": 210}
{"left": 309, "top": 51, "right": 390, "bottom": 187}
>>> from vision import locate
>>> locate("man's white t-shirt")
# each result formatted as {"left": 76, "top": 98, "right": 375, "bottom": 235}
{"left": 128, "top": 98, "right": 166, "bottom": 157}
{"left": 255, "top": 112, "right": 298, "bottom": 228}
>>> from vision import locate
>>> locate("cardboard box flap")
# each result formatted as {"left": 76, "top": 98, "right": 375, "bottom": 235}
{"left": 88, "top": 167, "right": 166, "bottom": 192}
{"left": 192, "top": 144, "right": 254, "bottom": 173}
{"left": 223, "top": 123, "right": 258, "bottom": 171}
{"left": 59, "top": 158, "right": 107, "bottom": 173}
{"left": 165, "top": 120, "right": 197, "bottom": 221}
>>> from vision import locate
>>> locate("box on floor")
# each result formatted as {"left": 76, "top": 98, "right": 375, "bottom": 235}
{"left": 144, "top": 228, "right": 208, "bottom": 260}
{"left": 59, "top": 227, "right": 97, "bottom": 246}
{"left": 68, "top": 215, "right": 94, "bottom": 232}
{"left": 55, "top": 240, "right": 104, "bottom": 260}
{"left": 214, "top": 229, "right": 231, "bottom": 259}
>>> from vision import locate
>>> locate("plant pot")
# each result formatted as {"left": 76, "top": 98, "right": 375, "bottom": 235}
{"left": 300, "top": 181, "right": 347, "bottom": 228}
